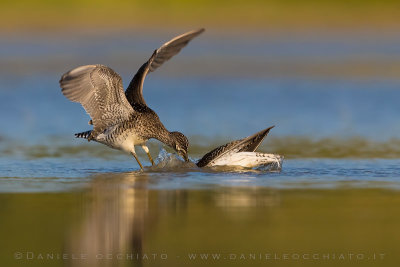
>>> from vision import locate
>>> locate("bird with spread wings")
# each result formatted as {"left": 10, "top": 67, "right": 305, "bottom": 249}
{"left": 60, "top": 29, "right": 204, "bottom": 169}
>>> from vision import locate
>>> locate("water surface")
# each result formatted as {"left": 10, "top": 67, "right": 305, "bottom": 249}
{"left": 1, "top": 31, "right": 400, "bottom": 266}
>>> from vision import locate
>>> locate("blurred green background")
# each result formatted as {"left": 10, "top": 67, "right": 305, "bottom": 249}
{"left": 1, "top": 0, "right": 400, "bottom": 33}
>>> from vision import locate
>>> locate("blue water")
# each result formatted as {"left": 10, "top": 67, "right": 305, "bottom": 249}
{"left": 3, "top": 31, "right": 400, "bottom": 267}
{"left": 1, "top": 157, "right": 400, "bottom": 192}
{"left": 2, "top": 74, "right": 400, "bottom": 141}
{"left": 1, "top": 30, "right": 400, "bottom": 192}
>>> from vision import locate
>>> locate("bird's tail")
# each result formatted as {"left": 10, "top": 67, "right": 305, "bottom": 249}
{"left": 75, "top": 130, "right": 92, "bottom": 139}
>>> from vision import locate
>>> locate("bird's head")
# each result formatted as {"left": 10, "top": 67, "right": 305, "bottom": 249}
{"left": 170, "top": 131, "right": 189, "bottom": 162}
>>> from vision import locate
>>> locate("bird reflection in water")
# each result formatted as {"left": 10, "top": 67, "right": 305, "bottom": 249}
{"left": 65, "top": 171, "right": 280, "bottom": 267}
{"left": 65, "top": 171, "right": 169, "bottom": 267}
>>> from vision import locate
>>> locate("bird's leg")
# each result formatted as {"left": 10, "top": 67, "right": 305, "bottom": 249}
{"left": 141, "top": 144, "right": 155, "bottom": 166}
{"left": 131, "top": 151, "right": 144, "bottom": 170}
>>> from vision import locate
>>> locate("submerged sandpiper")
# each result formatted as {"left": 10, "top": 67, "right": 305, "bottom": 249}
{"left": 60, "top": 29, "right": 204, "bottom": 169}
{"left": 197, "top": 126, "right": 283, "bottom": 168}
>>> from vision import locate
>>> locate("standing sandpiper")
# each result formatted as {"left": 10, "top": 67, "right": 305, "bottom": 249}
{"left": 60, "top": 29, "right": 204, "bottom": 169}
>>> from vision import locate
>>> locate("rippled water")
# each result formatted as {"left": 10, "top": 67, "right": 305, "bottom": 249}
{"left": 1, "top": 155, "right": 400, "bottom": 192}
{"left": 1, "top": 31, "right": 400, "bottom": 266}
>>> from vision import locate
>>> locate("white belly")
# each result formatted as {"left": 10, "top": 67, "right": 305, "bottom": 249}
{"left": 96, "top": 127, "right": 145, "bottom": 153}
{"left": 117, "top": 133, "right": 145, "bottom": 153}
{"left": 210, "top": 152, "right": 283, "bottom": 168}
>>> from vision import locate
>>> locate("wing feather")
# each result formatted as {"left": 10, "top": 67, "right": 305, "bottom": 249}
{"left": 60, "top": 65, "right": 134, "bottom": 134}
{"left": 125, "top": 28, "right": 205, "bottom": 105}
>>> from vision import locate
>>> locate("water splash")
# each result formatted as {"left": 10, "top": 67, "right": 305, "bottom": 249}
{"left": 146, "top": 148, "right": 197, "bottom": 171}
{"left": 255, "top": 155, "right": 283, "bottom": 172}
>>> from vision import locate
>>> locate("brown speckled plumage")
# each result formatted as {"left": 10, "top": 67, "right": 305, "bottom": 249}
{"left": 60, "top": 29, "right": 204, "bottom": 168}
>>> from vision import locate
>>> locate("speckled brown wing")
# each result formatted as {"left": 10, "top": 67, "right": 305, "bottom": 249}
{"left": 60, "top": 65, "right": 134, "bottom": 135}
{"left": 125, "top": 29, "right": 205, "bottom": 106}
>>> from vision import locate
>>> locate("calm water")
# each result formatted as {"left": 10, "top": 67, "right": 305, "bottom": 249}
{"left": 1, "top": 31, "right": 400, "bottom": 266}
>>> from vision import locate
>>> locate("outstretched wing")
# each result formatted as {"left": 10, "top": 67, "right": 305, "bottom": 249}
{"left": 125, "top": 28, "right": 205, "bottom": 105}
{"left": 196, "top": 126, "right": 275, "bottom": 167}
{"left": 60, "top": 65, "right": 134, "bottom": 134}
{"left": 238, "top": 126, "right": 275, "bottom": 152}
